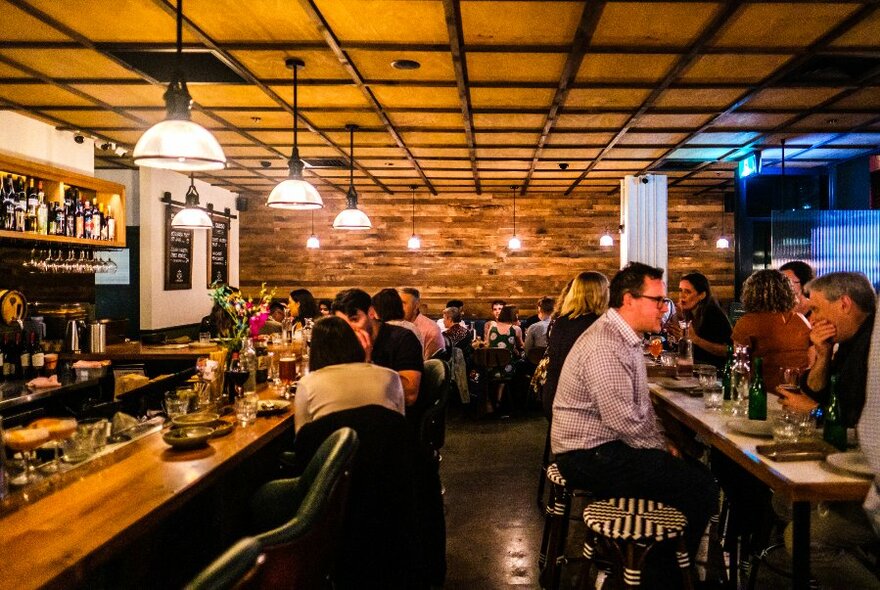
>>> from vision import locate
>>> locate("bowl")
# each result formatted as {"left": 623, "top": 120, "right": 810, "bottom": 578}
{"left": 171, "top": 412, "right": 220, "bottom": 428}
{"left": 163, "top": 426, "right": 213, "bottom": 449}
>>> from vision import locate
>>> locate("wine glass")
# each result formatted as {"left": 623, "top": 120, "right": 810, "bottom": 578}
{"left": 4, "top": 427, "right": 50, "bottom": 486}
{"left": 779, "top": 366, "right": 803, "bottom": 393}
{"left": 31, "top": 418, "right": 77, "bottom": 473}
{"left": 225, "top": 368, "right": 250, "bottom": 404}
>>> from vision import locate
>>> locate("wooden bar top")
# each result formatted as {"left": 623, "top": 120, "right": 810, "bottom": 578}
{"left": 64, "top": 341, "right": 221, "bottom": 361}
{"left": 0, "top": 389, "right": 294, "bottom": 590}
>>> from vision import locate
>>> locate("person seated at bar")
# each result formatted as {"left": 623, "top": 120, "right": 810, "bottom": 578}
{"left": 441, "top": 306, "right": 469, "bottom": 347}
{"left": 524, "top": 296, "right": 554, "bottom": 360}
{"left": 332, "top": 288, "right": 423, "bottom": 406}
{"left": 773, "top": 290, "right": 880, "bottom": 590}
{"left": 543, "top": 271, "right": 608, "bottom": 418}
{"left": 552, "top": 262, "right": 718, "bottom": 587}
{"left": 294, "top": 316, "right": 404, "bottom": 433}
{"left": 371, "top": 287, "right": 422, "bottom": 346}
{"left": 780, "top": 260, "right": 815, "bottom": 320}
{"left": 777, "top": 271, "right": 876, "bottom": 426}
{"left": 400, "top": 287, "right": 445, "bottom": 360}
{"left": 288, "top": 288, "right": 319, "bottom": 327}
{"left": 317, "top": 298, "right": 332, "bottom": 316}
{"left": 732, "top": 269, "right": 812, "bottom": 391}
{"left": 666, "top": 271, "right": 731, "bottom": 369}
{"left": 258, "top": 301, "right": 286, "bottom": 335}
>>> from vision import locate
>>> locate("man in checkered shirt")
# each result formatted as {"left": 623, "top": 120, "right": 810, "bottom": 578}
{"left": 552, "top": 262, "right": 718, "bottom": 576}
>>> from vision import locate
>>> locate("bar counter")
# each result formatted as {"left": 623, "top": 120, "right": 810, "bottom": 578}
{"left": 65, "top": 341, "right": 221, "bottom": 362}
{"left": 0, "top": 386, "right": 294, "bottom": 590}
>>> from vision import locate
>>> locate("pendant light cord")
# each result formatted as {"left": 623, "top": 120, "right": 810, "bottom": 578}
{"left": 293, "top": 65, "right": 298, "bottom": 152}
{"left": 411, "top": 186, "right": 416, "bottom": 234}
{"left": 349, "top": 127, "right": 355, "bottom": 185}
{"left": 176, "top": 0, "right": 183, "bottom": 59}
{"left": 512, "top": 186, "right": 517, "bottom": 235}
{"left": 310, "top": 210, "right": 314, "bottom": 234}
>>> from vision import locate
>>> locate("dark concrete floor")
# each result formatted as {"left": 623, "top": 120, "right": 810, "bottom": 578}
{"left": 442, "top": 408, "right": 548, "bottom": 588}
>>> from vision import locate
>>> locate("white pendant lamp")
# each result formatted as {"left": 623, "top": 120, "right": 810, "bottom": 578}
{"left": 133, "top": 0, "right": 226, "bottom": 172}
{"left": 171, "top": 175, "right": 213, "bottom": 229}
{"left": 333, "top": 125, "right": 372, "bottom": 229}
{"left": 507, "top": 185, "right": 521, "bottom": 250}
{"left": 407, "top": 184, "right": 421, "bottom": 249}
{"left": 599, "top": 228, "right": 614, "bottom": 247}
{"left": 716, "top": 194, "right": 730, "bottom": 249}
{"left": 306, "top": 211, "right": 320, "bottom": 249}
{"left": 267, "top": 58, "right": 323, "bottom": 210}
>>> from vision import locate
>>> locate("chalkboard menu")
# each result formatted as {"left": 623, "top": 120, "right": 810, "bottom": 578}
{"left": 208, "top": 217, "right": 229, "bottom": 287}
{"left": 164, "top": 208, "right": 193, "bottom": 291}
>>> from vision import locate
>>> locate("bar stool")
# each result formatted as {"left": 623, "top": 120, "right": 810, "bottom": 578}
{"left": 539, "top": 463, "right": 594, "bottom": 590}
{"left": 578, "top": 498, "right": 694, "bottom": 590}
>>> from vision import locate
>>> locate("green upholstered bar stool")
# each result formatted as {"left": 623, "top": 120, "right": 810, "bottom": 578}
{"left": 578, "top": 498, "right": 694, "bottom": 590}
{"left": 184, "top": 537, "right": 265, "bottom": 590}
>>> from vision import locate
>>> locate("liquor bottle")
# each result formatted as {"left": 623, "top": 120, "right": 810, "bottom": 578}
{"left": 25, "top": 178, "right": 38, "bottom": 232}
{"left": 254, "top": 337, "right": 269, "bottom": 384}
{"left": 92, "top": 200, "right": 103, "bottom": 240}
{"left": 1, "top": 334, "right": 14, "bottom": 380}
{"left": 30, "top": 333, "right": 44, "bottom": 378}
{"left": 106, "top": 205, "right": 116, "bottom": 242}
{"left": 14, "top": 178, "right": 26, "bottom": 232}
{"left": 74, "top": 193, "right": 84, "bottom": 239}
{"left": 1, "top": 175, "right": 13, "bottom": 230}
{"left": 16, "top": 332, "right": 29, "bottom": 380}
{"left": 747, "top": 357, "right": 767, "bottom": 420}
{"left": 83, "top": 198, "right": 93, "bottom": 239}
{"left": 823, "top": 375, "right": 847, "bottom": 451}
{"left": 240, "top": 338, "right": 257, "bottom": 395}
{"left": 65, "top": 188, "right": 76, "bottom": 237}
{"left": 36, "top": 181, "right": 48, "bottom": 235}
{"left": 721, "top": 344, "right": 733, "bottom": 402}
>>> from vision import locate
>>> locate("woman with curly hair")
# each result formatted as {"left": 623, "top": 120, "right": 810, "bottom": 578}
{"left": 732, "top": 269, "right": 811, "bottom": 391}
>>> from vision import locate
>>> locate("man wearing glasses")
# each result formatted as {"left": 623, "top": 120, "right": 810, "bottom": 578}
{"left": 552, "top": 262, "right": 718, "bottom": 586}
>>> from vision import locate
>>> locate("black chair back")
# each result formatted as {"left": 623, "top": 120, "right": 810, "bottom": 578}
{"left": 419, "top": 359, "right": 451, "bottom": 453}
{"left": 184, "top": 537, "right": 265, "bottom": 590}
{"left": 472, "top": 347, "right": 512, "bottom": 371}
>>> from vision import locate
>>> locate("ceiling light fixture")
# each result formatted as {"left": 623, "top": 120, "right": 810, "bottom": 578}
{"left": 306, "top": 211, "right": 320, "bottom": 249}
{"left": 171, "top": 174, "right": 213, "bottom": 229}
{"left": 508, "top": 185, "right": 521, "bottom": 250}
{"left": 333, "top": 124, "right": 372, "bottom": 230}
{"left": 132, "top": 0, "right": 226, "bottom": 171}
{"left": 266, "top": 58, "right": 323, "bottom": 210}
{"left": 716, "top": 194, "right": 730, "bottom": 249}
{"left": 407, "top": 184, "right": 421, "bottom": 250}
{"left": 391, "top": 59, "right": 421, "bottom": 70}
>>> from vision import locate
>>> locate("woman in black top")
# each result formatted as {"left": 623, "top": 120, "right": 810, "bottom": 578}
{"left": 668, "top": 272, "right": 732, "bottom": 369}
{"left": 543, "top": 271, "right": 609, "bottom": 417}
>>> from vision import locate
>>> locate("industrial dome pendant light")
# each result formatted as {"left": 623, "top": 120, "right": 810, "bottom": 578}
{"left": 333, "top": 125, "right": 372, "bottom": 230}
{"left": 267, "top": 58, "right": 323, "bottom": 210}
{"left": 171, "top": 174, "right": 213, "bottom": 229}
{"left": 306, "top": 211, "right": 320, "bottom": 249}
{"left": 507, "top": 185, "right": 521, "bottom": 250}
{"left": 407, "top": 185, "right": 421, "bottom": 249}
{"left": 133, "top": 0, "right": 226, "bottom": 171}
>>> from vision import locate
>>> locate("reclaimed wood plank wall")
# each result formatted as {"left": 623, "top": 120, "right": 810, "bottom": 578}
{"left": 239, "top": 188, "right": 734, "bottom": 319}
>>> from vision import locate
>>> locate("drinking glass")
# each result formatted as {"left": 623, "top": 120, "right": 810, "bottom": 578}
{"left": 278, "top": 355, "right": 298, "bottom": 400}
{"left": 235, "top": 394, "right": 258, "bottom": 427}
{"left": 648, "top": 337, "right": 663, "bottom": 364}
{"left": 695, "top": 365, "right": 717, "bottom": 389}
{"left": 4, "top": 427, "right": 50, "bottom": 486}
{"left": 703, "top": 384, "right": 724, "bottom": 411}
{"left": 772, "top": 411, "right": 800, "bottom": 442}
{"left": 779, "top": 366, "right": 803, "bottom": 393}
{"left": 660, "top": 352, "right": 678, "bottom": 377}
{"left": 164, "top": 391, "right": 190, "bottom": 420}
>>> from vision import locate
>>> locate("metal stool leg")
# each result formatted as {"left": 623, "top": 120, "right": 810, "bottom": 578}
{"left": 537, "top": 427, "right": 551, "bottom": 509}
{"left": 541, "top": 485, "right": 571, "bottom": 590}
{"left": 576, "top": 531, "right": 598, "bottom": 590}
{"left": 539, "top": 482, "right": 557, "bottom": 570}
{"left": 675, "top": 538, "right": 696, "bottom": 590}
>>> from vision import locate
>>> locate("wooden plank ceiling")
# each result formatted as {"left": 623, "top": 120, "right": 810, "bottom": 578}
{"left": 1, "top": 0, "right": 879, "bottom": 199}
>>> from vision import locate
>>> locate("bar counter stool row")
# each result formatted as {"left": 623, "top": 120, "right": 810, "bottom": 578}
{"left": 539, "top": 462, "right": 695, "bottom": 590}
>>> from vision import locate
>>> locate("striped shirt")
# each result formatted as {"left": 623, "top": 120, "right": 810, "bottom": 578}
{"left": 551, "top": 308, "right": 665, "bottom": 455}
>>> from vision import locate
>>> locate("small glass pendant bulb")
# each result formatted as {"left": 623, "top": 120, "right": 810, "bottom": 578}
{"left": 599, "top": 230, "right": 614, "bottom": 247}
{"left": 408, "top": 234, "right": 421, "bottom": 250}
{"left": 716, "top": 236, "right": 730, "bottom": 249}
{"left": 306, "top": 234, "right": 320, "bottom": 249}
{"left": 508, "top": 235, "right": 522, "bottom": 250}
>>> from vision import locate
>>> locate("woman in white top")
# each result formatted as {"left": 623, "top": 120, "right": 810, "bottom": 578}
{"left": 294, "top": 315, "right": 405, "bottom": 432}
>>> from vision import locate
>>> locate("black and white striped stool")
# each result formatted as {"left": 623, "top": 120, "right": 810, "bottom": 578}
{"left": 538, "top": 463, "right": 593, "bottom": 590}
{"left": 578, "top": 498, "right": 694, "bottom": 590}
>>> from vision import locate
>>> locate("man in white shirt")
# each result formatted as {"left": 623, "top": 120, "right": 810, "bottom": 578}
{"left": 400, "top": 287, "right": 445, "bottom": 360}
{"left": 524, "top": 296, "right": 554, "bottom": 358}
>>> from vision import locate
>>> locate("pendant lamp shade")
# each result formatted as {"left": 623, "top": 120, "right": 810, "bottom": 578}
{"left": 599, "top": 230, "right": 614, "bottom": 247}
{"left": 267, "top": 58, "right": 323, "bottom": 210}
{"left": 171, "top": 175, "right": 213, "bottom": 229}
{"left": 133, "top": 0, "right": 225, "bottom": 172}
{"left": 333, "top": 125, "right": 372, "bottom": 229}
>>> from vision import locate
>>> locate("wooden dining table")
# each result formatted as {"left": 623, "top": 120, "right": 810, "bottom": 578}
{"left": 650, "top": 383, "right": 872, "bottom": 590}
{"left": 0, "top": 385, "right": 295, "bottom": 590}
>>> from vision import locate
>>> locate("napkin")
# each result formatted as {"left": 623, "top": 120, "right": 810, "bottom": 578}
{"left": 27, "top": 375, "right": 60, "bottom": 389}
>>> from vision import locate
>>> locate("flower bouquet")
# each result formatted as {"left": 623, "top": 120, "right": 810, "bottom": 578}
{"left": 209, "top": 282, "right": 276, "bottom": 356}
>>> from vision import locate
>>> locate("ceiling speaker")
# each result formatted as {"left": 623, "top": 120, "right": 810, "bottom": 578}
{"left": 235, "top": 196, "right": 248, "bottom": 212}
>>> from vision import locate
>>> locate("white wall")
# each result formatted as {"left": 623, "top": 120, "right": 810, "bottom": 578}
{"left": 94, "top": 169, "right": 139, "bottom": 227}
{"left": 139, "top": 168, "right": 239, "bottom": 330}
{"left": 0, "top": 111, "right": 94, "bottom": 174}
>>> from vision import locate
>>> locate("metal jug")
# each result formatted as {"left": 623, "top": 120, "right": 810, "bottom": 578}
{"left": 88, "top": 322, "right": 106, "bottom": 354}
{"left": 65, "top": 319, "right": 83, "bottom": 353}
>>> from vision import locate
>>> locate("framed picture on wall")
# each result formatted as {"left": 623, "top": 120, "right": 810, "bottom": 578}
{"left": 164, "top": 207, "right": 193, "bottom": 291}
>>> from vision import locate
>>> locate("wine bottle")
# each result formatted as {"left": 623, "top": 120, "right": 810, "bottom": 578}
{"left": 1, "top": 175, "right": 12, "bottom": 230}
{"left": 17, "top": 331, "right": 30, "bottom": 380}
{"left": 721, "top": 344, "right": 733, "bottom": 402}
{"left": 30, "top": 333, "right": 44, "bottom": 378}
{"left": 14, "top": 178, "right": 26, "bottom": 232}
{"left": 74, "top": 192, "right": 84, "bottom": 239}
{"left": 747, "top": 357, "right": 767, "bottom": 420}
{"left": 92, "top": 200, "right": 103, "bottom": 240}
{"left": 106, "top": 205, "right": 116, "bottom": 242}
{"left": 823, "top": 375, "right": 847, "bottom": 451}
{"left": 1, "top": 334, "right": 14, "bottom": 380}
{"left": 65, "top": 188, "right": 76, "bottom": 237}
{"left": 36, "top": 180, "right": 48, "bottom": 235}
{"left": 25, "top": 178, "right": 38, "bottom": 232}
{"left": 83, "top": 198, "right": 93, "bottom": 239}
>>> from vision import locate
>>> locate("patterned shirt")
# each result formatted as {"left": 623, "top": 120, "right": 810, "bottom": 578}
{"left": 551, "top": 308, "right": 665, "bottom": 455}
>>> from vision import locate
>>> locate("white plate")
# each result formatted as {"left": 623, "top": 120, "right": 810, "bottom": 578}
{"left": 826, "top": 452, "right": 874, "bottom": 477}
{"left": 726, "top": 418, "right": 774, "bottom": 438}
{"left": 654, "top": 376, "right": 701, "bottom": 391}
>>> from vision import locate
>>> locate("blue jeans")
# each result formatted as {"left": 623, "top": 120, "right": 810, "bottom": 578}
{"left": 556, "top": 440, "right": 718, "bottom": 556}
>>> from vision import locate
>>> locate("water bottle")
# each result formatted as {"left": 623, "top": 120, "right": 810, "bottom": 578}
{"left": 676, "top": 321, "right": 694, "bottom": 378}
{"left": 240, "top": 338, "right": 257, "bottom": 395}
{"left": 728, "top": 344, "right": 751, "bottom": 416}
